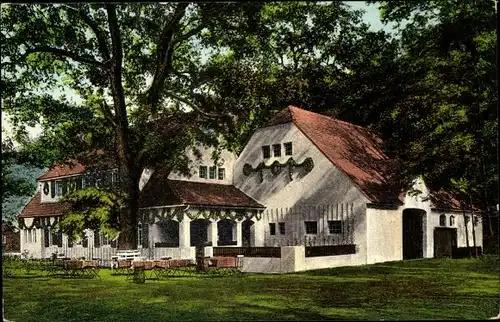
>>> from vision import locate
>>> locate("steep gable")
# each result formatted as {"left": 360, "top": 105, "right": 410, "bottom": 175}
{"left": 266, "top": 106, "right": 402, "bottom": 204}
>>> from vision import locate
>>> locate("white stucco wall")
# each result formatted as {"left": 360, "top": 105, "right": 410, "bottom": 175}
{"left": 233, "top": 122, "right": 370, "bottom": 266}
{"left": 167, "top": 145, "right": 237, "bottom": 185}
{"left": 365, "top": 207, "right": 402, "bottom": 264}
{"left": 429, "top": 210, "right": 483, "bottom": 248}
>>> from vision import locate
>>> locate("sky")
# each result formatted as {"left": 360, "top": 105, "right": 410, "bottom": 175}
{"left": 1, "top": 1, "right": 395, "bottom": 142}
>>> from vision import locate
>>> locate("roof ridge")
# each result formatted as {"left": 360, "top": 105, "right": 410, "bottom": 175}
{"left": 289, "top": 105, "right": 380, "bottom": 135}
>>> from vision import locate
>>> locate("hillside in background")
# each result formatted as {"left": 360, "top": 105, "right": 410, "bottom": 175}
{"left": 2, "top": 164, "right": 45, "bottom": 224}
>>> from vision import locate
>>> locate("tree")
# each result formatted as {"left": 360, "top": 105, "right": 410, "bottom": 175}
{"left": 1, "top": 3, "right": 266, "bottom": 249}
{"left": 366, "top": 0, "right": 498, "bottom": 245}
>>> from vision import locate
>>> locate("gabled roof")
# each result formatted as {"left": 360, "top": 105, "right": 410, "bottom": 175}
{"left": 37, "top": 160, "right": 86, "bottom": 181}
{"left": 18, "top": 192, "right": 71, "bottom": 218}
{"left": 266, "top": 106, "right": 403, "bottom": 204}
{"left": 139, "top": 169, "right": 264, "bottom": 209}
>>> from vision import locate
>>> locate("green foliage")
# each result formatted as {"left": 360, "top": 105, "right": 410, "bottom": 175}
{"left": 57, "top": 187, "right": 125, "bottom": 240}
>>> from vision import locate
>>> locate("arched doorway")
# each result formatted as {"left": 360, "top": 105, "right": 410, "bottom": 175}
{"left": 242, "top": 220, "right": 254, "bottom": 247}
{"left": 190, "top": 219, "right": 210, "bottom": 247}
{"left": 217, "top": 219, "right": 235, "bottom": 245}
{"left": 402, "top": 209, "right": 426, "bottom": 260}
{"left": 155, "top": 220, "right": 179, "bottom": 247}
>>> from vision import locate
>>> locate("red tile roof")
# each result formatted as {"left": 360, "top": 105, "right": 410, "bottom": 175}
{"left": 267, "top": 106, "right": 403, "bottom": 204}
{"left": 37, "top": 160, "right": 86, "bottom": 181}
{"left": 140, "top": 169, "right": 264, "bottom": 209}
{"left": 18, "top": 192, "right": 71, "bottom": 218}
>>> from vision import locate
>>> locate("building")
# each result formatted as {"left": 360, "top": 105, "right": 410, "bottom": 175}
{"left": 17, "top": 106, "right": 483, "bottom": 272}
{"left": 2, "top": 221, "right": 20, "bottom": 254}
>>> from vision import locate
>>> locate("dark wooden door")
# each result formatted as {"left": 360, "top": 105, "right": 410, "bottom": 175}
{"left": 403, "top": 210, "right": 424, "bottom": 259}
{"left": 434, "top": 228, "right": 457, "bottom": 258}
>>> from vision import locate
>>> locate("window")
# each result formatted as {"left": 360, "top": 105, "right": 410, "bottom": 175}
{"left": 209, "top": 166, "right": 217, "bottom": 179}
{"left": 269, "top": 223, "right": 276, "bottom": 236}
{"left": 101, "top": 233, "right": 110, "bottom": 246}
{"left": 278, "top": 222, "right": 286, "bottom": 235}
{"left": 55, "top": 180, "right": 62, "bottom": 196}
{"left": 328, "top": 220, "right": 342, "bottom": 234}
{"left": 272, "top": 144, "right": 281, "bottom": 157}
{"left": 28, "top": 230, "right": 32, "bottom": 243}
{"left": 439, "top": 214, "right": 446, "bottom": 226}
{"left": 199, "top": 166, "right": 207, "bottom": 178}
{"left": 137, "top": 222, "right": 143, "bottom": 246}
{"left": 284, "top": 142, "right": 293, "bottom": 156}
{"left": 449, "top": 215, "right": 455, "bottom": 226}
{"left": 218, "top": 168, "right": 225, "bottom": 180}
{"left": 262, "top": 145, "right": 271, "bottom": 159}
{"left": 305, "top": 221, "right": 318, "bottom": 234}
{"left": 24, "top": 230, "right": 28, "bottom": 243}
{"left": 33, "top": 229, "right": 37, "bottom": 243}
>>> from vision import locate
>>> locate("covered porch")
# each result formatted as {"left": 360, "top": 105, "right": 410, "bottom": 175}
{"left": 138, "top": 178, "right": 265, "bottom": 259}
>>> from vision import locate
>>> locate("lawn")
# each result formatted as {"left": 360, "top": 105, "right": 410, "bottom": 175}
{"left": 3, "top": 256, "right": 499, "bottom": 321}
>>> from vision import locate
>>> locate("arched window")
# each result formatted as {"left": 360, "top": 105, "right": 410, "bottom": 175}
{"left": 439, "top": 214, "right": 446, "bottom": 226}
{"left": 449, "top": 215, "right": 455, "bottom": 226}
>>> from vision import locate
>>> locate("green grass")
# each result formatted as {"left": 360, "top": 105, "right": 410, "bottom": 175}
{"left": 3, "top": 256, "right": 499, "bottom": 321}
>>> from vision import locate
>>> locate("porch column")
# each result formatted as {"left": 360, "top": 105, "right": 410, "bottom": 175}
{"left": 236, "top": 220, "right": 243, "bottom": 247}
{"left": 252, "top": 219, "right": 265, "bottom": 247}
{"left": 208, "top": 219, "right": 218, "bottom": 246}
{"left": 179, "top": 217, "right": 191, "bottom": 247}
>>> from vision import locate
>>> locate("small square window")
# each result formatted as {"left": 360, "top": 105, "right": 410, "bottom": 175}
{"left": 269, "top": 223, "right": 276, "bottom": 236}
{"left": 273, "top": 144, "right": 281, "bottom": 157}
{"left": 55, "top": 181, "right": 62, "bottom": 196}
{"left": 218, "top": 168, "right": 225, "bottom": 180}
{"left": 199, "top": 166, "right": 207, "bottom": 179}
{"left": 328, "top": 220, "right": 342, "bottom": 234}
{"left": 305, "top": 221, "right": 317, "bottom": 234}
{"left": 262, "top": 145, "right": 271, "bottom": 159}
{"left": 439, "top": 214, "right": 446, "bottom": 226}
{"left": 278, "top": 222, "right": 286, "bottom": 235}
{"left": 209, "top": 166, "right": 216, "bottom": 179}
{"left": 284, "top": 142, "right": 293, "bottom": 156}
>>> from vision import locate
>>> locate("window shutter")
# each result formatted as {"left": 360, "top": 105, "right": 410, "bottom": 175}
{"left": 94, "top": 230, "right": 100, "bottom": 248}
{"left": 50, "top": 181, "right": 56, "bottom": 198}
{"left": 142, "top": 224, "right": 149, "bottom": 248}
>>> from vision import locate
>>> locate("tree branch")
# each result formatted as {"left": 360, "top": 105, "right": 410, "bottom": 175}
{"left": 20, "top": 46, "right": 103, "bottom": 67}
{"left": 63, "top": 4, "right": 111, "bottom": 62}
{"left": 147, "top": 3, "right": 189, "bottom": 112}
{"left": 164, "top": 91, "right": 217, "bottom": 118}
{"left": 173, "top": 25, "right": 204, "bottom": 46}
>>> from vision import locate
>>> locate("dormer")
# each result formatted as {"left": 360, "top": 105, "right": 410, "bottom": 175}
{"left": 167, "top": 144, "right": 236, "bottom": 185}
